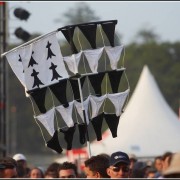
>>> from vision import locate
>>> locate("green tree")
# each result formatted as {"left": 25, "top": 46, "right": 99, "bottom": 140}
{"left": 55, "top": 2, "right": 100, "bottom": 25}
{"left": 135, "top": 28, "right": 160, "bottom": 44}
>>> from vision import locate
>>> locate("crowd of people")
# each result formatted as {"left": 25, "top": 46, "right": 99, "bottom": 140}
{"left": 0, "top": 150, "right": 180, "bottom": 178}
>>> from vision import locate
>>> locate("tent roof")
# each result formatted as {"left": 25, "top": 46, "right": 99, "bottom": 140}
{"left": 90, "top": 65, "right": 180, "bottom": 157}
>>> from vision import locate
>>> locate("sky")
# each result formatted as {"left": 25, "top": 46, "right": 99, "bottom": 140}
{"left": 7, "top": 1, "right": 180, "bottom": 45}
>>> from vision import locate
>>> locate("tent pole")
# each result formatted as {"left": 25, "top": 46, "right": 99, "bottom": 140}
{"left": 77, "top": 78, "right": 91, "bottom": 158}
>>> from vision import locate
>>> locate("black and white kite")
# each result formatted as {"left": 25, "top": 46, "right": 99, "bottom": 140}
{"left": 2, "top": 20, "right": 130, "bottom": 157}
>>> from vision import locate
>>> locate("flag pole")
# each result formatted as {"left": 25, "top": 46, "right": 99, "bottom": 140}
{"left": 77, "top": 77, "right": 91, "bottom": 158}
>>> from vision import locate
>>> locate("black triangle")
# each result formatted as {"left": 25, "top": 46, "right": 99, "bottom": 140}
{"left": 61, "top": 27, "right": 78, "bottom": 54}
{"left": 69, "top": 76, "right": 86, "bottom": 102}
{"left": 49, "top": 79, "right": 69, "bottom": 107}
{"left": 108, "top": 69, "right": 124, "bottom": 93}
{"left": 46, "top": 130, "right": 63, "bottom": 154}
{"left": 88, "top": 72, "right": 105, "bottom": 96}
{"left": 101, "top": 21, "right": 117, "bottom": 47}
{"left": 27, "top": 87, "right": 47, "bottom": 114}
{"left": 78, "top": 23, "right": 97, "bottom": 49}
{"left": 104, "top": 113, "right": 120, "bottom": 138}
{"left": 91, "top": 113, "right": 104, "bottom": 141}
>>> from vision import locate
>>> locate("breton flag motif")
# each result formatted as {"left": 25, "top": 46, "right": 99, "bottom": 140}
{"left": 5, "top": 32, "right": 69, "bottom": 91}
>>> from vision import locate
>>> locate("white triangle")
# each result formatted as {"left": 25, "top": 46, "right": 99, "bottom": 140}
{"left": 35, "top": 107, "right": 55, "bottom": 137}
{"left": 83, "top": 47, "right": 104, "bottom": 73}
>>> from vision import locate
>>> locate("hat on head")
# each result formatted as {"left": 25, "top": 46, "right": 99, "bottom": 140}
{"left": 0, "top": 157, "right": 17, "bottom": 169}
{"left": 110, "top": 151, "right": 130, "bottom": 166}
{"left": 163, "top": 152, "right": 180, "bottom": 176}
{"left": 13, "top": 153, "right": 26, "bottom": 161}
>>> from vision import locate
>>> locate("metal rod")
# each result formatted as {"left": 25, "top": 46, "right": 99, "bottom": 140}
{"left": 57, "top": 19, "right": 118, "bottom": 32}
{"left": 77, "top": 78, "right": 91, "bottom": 158}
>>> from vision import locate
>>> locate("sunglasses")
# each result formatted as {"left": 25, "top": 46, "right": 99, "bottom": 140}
{"left": 111, "top": 166, "right": 129, "bottom": 173}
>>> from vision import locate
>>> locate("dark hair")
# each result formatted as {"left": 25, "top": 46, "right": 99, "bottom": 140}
{"left": 154, "top": 156, "right": 162, "bottom": 161}
{"left": 29, "top": 167, "right": 44, "bottom": 178}
{"left": 59, "top": 162, "right": 78, "bottom": 176}
{"left": 0, "top": 157, "right": 17, "bottom": 169}
{"left": 84, "top": 155, "right": 110, "bottom": 178}
{"left": 131, "top": 161, "right": 148, "bottom": 178}
{"left": 162, "top": 152, "right": 173, "bottom": 161}
{"left": 45, "top": 162, "right": 61, "bottom": 178}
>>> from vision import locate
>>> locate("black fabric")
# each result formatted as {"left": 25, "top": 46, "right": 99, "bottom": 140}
{"left": 61, "top": 27, "right": 78, "bottom": 54}
{"left": 87, "top": 72, "right": 105, "bottom": 96}
{"left": 108, "top": 70, "right": 124, "bottom": 93}
{"left": 49, "top": 62, "right": 62, "bottom": 81}
{"left": 78, "top": 24, "right": 97, "bottom": 49}
{"left": 91, "top": 113, "right": 104, "bottom": 141}
{"left": 46, "top": 130, "right": 63, "bottom": 154}
{"left": 49, "top": 79, "right": 69, "bottom": 107}
{"left": 31, "top": 69, "right": 44, "bottom": 88}
{"left": 69, "top": 76, "right": 86, "bottom": 102}
{"left": 60, "top": 125, "right": 76, "bottom": 150}
{"left": 27, "top": 87, "right": 47, "bottom": 113}
{"left": 104, "top": 113, "right": 120, "bottom": 138}
{"left": 101, "top": 21, "right": 116, "bottom": 47}
{"left": 77, "top": 123, "right": 87, "bottom": 145}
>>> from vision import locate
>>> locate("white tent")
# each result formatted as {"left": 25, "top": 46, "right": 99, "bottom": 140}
{"left": 89, "top": 65, "right": 180, "bottom": 158}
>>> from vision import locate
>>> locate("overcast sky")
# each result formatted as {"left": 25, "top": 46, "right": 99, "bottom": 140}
{"left": 8, "top": 1, "right": 180, "bottom": 44}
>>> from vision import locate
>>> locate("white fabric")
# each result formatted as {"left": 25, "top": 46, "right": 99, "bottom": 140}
{"left": 105, "top": 45, "right": 124, "bottom": 70}
{"left": 63, "top": 51, "right": 82, "bottom": 74}
{"left": 89, "top": 94, "right": 107, "bottom": 118}
{"left": 107, "top": 89, "right": 130, "bottom": 116}
{"left": 55, "top": 101, "right": 74, "bottom": 127}
{"left": 6, "top": 32, "right": 69, "bottom": 91}
{"left": 83, "top": 47, "right": 104, "bottom": 73}
{"left": 74, "top": 97, "right": 90, "bottom": 124}
{"left": 35, "top": 107, "right": 55, "bottom": 137}
{"left": 5, "top": 46, "right": 31, "bottom": 89}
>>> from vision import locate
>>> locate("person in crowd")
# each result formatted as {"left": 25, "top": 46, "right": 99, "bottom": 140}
{"left": 58, "top": 161, "right": 78, "bottom": 178}
{"left": 29, "top": 167, "right": 44, "bottom": 178}
{"left": 0, "top": 156, "right": 18, "bottom": 178}
{"left": 163, "top": 152, "right": 180, "bottom": 178}
{"left": 106, "top": 151, "right": 130, "bottom": 178}
{"left": 131, "top": 161, "right": 148, "bottom": 178}
{"left": 44, "top": 162, "right": 61, "bottom": 178}
{"left": 13, "top": 153, "right": 30, "bottom": 177}
{"left": 128, "top": 153, "right": 137, "bottom": 178}
{"left": 153, "top": 155, "right": 163, "bottom": 178}
{"left": 83, "top": 154, "right": 110, "bottom": 178}
{"left": 145, "top": 167, "right": 157, "bottom": 178}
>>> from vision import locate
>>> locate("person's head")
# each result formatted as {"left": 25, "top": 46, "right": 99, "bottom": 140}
{"left": 145, "top": 167, "right": 157, "bottom": 178}
{"left": 154, "top": 155, "right": 163, "bottom": 173}
{"left": 58, "top": 161, "right": 77, "bottom": 178}
{"left": 29, "top": 167, "right": 44, "bottom": 178}
{"left": 131, "top": 161, "right": 148, "bottom": 178}
{"left": 163, "top": 152, "right": 180, "bottom": 178}
{"left": 84, "top": 154, "right": 110, "bottom": 178}
{"left": 13, "top": 153, "right": 27, "bottom": 169}
{"left": 128, "top": 153, "right": 137, "bottom": 164}
{"left": 45, "top": 162, "right": 61, "bottom": 178}
{"left": 0, "top": 157, "right": 18, "bottom": 178}
{"left": 107, "top": 151, "right": 130, "bottom": 178}
{"left": 128, "top": 153, "right": 137, "bottom": 177}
